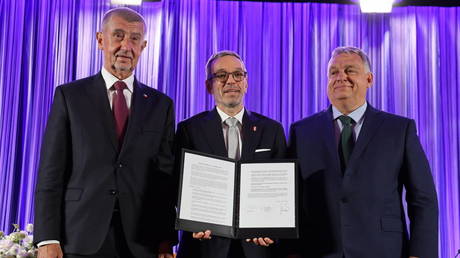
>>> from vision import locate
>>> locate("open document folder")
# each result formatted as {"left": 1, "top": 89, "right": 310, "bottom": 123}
{"left": 175, "top": 149, "right": 299, "bottom": 239}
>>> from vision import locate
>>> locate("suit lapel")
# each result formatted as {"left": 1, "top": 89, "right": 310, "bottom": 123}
{"left": 119, "top": 79, "right": 148, "bottom": 156}
{"left": 84, "top": 73, "right": 118, "bottom": 151}
{"left": 320, "top": 107, "right": 342, "bottom": 175}
{"left": 241, "top": 110, "right": 262, "bottom": 160}
{"left": 347, "top": 104, "right": 384, "bottom": 172}
{"left": 200, "top": 108, "right": 228, "bottom": 157}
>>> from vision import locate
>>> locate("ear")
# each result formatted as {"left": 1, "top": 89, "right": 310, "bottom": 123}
{"left": 243, "top": 75, "right": 248, "bottom": 92}
{"left": 205, "top": 80, "right": 213, "bottom": 94}
{"left": 96, "top": 32, "right": 104, "bottom": 50}
{"left": 141, "top": 40, "right": 147, "bottom": 51}
{"left": 366, "top": 72, "right": 374, "bottom": 88}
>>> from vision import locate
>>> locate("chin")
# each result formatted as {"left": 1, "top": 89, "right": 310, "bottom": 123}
{"left": 333, "top": 92, "right": 351, "bottom": 98}
{"left": 115, "top": 65, "right": 132, "bottom": 72}
{"left": 224, "top": 102, "right": 241, "bottom": 108}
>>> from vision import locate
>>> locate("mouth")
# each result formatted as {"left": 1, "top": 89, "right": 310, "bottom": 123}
{"left": 223, "top": 89, "right": 240, "bottom": 94}
{"left": 116, "top": 54, "right": 133, "bottom": 61}
{"left": 333, "top": 85, "right": 352, "bottom": 90}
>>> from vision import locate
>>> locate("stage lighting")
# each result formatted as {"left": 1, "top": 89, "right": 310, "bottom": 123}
{"left": 111, "top": 0, "right": 142, "bottom": 5}
{"left": 360, "top": 0, "right": 394, "bottom": 13}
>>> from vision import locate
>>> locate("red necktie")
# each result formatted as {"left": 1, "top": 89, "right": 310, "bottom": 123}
{"left": 113, "top": 81, "right": 129, "bottom": 146}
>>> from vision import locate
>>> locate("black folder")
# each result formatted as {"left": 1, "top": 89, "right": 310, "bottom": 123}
{"left": 175, "top": 149, "right": 299, "bottom": 239}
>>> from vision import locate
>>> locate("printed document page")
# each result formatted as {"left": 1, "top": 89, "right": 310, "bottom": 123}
{"left": 238, "top": 162, "right": 296, "bottom": 228}
{"left": 179, "top": 152, "right": 236, "bottom": 226}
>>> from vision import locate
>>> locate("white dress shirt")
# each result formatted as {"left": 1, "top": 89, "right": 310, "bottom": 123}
{"left": 101, "top": 67, "right": 134, "bottom": 109}
{"left": 332, "top": 102, "right": 367, "bottom": 142}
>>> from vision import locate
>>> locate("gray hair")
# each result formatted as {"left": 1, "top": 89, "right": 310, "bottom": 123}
{"left": 102, "top": 7, "right": 146, "bottom": 34}
{"left": 205, "top": 50, "right": 246, "bottom": 80}
{"left": 329, "top": 46, "right": 372, "bottom": 72}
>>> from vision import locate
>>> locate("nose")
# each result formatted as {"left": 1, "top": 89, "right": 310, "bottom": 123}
{"left": 335, "top": 70, "right": 347, "bottom": 81}
{"left": 225, "top": 73, "right": 237, "bottom": 84}
{"left": 120, "top": 37, "right": 132, "bottom": 50}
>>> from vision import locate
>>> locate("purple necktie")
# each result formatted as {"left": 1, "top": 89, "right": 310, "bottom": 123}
{"left": 112, "top": 81, "right": 129, "bottom": 146}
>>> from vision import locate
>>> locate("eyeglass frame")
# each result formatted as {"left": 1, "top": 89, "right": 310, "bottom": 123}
{"left": 209, "top": 71, "right": 248, "bottom": 82}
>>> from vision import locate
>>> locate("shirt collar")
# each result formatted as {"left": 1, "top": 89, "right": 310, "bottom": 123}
{"left": 101, "top": 67, "right": 134, "bottom": 93}
{"left": 332, "top": 102, "right": 367, "bottom": 123}
{"left": 216, "top": 106, "right": 245, "bottom": 125}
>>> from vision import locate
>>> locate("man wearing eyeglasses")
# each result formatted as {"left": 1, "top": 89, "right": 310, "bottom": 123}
{"left": 175, "top": 50, "right": 287, "bottom": 258}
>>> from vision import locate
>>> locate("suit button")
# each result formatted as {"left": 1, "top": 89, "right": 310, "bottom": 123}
{"left": 341, "top": 197, "right": 348, "bottom": 203}
{"left": 118, "top": 163, "right": 123, "bottom": 168}
{"left": 110, "top": 190, "right": 118, "bottom": 195}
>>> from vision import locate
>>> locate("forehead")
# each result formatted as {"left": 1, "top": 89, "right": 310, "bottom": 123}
{"left": 211, "top": 55, "right": 245, "bottom": 72}
{"left": 328, "top": 53, "right": 364, "bottom": 68}
{"left": 104, "top": 15, "right": 145, "bottom": 34}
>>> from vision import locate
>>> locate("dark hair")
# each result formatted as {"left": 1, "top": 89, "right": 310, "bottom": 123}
{"left": 205, "top": 50, "right": 246, "bottom": 80}
{"left": 329, "top": 46, "right": 372, "bottom": 72}
{"left": 102, "top": 7, "right": 146, "bottom": 33}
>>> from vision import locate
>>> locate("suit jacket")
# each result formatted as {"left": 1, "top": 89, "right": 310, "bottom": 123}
{"left": 175, "top": 108, "right": 287, "bottom": 258}
{"left": 34, "top": 73, "right": 177, "bottom": 257}
{"left": 287, "top": 104, "right": 438, "bottom": 258}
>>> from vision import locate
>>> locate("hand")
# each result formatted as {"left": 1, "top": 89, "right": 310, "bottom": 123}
{"left": 158, "top": 241, "right": 174, "bottom": 258}
{"left": 245, "top": 237, "right": 274, "bottom": 247}
{"left": 37, "top": 244, "right": 63, "bottom": 258}
{"left": 192, "top": 230, "right": 212, "bottom": 240}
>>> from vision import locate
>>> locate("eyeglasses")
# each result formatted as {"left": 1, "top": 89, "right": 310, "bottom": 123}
{"left": 211, "top": 71, "right": 247, "bottom": 82}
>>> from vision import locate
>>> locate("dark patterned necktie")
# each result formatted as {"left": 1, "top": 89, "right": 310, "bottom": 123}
{"left": 113, "top": 81, "right": 129, "bottom": 146}
{"left": 338, "top": 115, "right": 355, "bottom": 171}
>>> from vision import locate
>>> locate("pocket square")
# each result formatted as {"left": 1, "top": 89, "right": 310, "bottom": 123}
{"left": 255, "top": 148, "right": 271, "bottom": 152}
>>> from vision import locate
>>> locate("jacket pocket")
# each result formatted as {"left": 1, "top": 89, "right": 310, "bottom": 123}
{"left": 381, "top": 217, "right": 403, "bottom": 232}
{"left": 65, "top": 188, "right": 83, "bottom": 201}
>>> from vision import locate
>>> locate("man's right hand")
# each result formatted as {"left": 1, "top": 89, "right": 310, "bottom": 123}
{"left": 38, "top": 244, "right": 63, "bottom": 258}
{"left": 192, "top": 230, "right": 212, "bottom": 240}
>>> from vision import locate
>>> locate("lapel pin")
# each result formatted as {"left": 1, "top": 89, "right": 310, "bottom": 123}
{"left": 253, "top": 126, "right": 257, "bottom": 132}
{"left": 143, "top": 93, "right": 148, "bottom": 98}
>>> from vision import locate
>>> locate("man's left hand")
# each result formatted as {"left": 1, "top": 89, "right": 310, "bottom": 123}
{"left": 245, "top": 237, "right": 274, "bottom": 246}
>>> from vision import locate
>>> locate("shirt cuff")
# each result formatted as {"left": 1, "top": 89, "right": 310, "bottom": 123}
{"left": 37, "top": 240, "right": 60, "bottom": 247}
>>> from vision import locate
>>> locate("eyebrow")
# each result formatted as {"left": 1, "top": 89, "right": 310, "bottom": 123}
{"left": 112, "top": 29, "right": 142, "bottom": 37}
{"left": 130, "top": 32, "right": 142, "bottom": 38}
{"left": 344, "top": 65, "right": 359, "bottom": 69}
{"left": 214, "top": 68, "right": 244, "bottom": 73}
{"left": 112, "top": 29, "right": 125, "bottom": 34}
{"left": 329, "top": 64, "right": 359, "bottom": 71}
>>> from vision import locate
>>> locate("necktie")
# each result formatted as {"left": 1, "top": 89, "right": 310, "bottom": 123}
{"left": 113, "top": 81, "right": 129, "bottom": 146}
{"left": 338, "top": 115, "right": 355, "bottom": 170}
{"left": 225, "top": 117, "right": 240, "bottom": 160}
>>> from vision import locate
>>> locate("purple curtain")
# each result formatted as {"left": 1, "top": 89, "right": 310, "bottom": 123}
{"left": 0, "top": 0, "right": 458, "bottom": 256}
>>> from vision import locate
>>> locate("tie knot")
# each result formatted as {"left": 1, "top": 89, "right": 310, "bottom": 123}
{"left": 338, "top": 115, "right": 354, "bottom": 126}
{"left": 225, "top": 117, "right": 238, "bottom": 127}
{"left": 113, "top": 81, "right": 127, "bottom": 91}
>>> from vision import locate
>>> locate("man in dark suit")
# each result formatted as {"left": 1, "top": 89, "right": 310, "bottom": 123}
{"left": 34, "top": 7, "right": 176, "bottom": 258}
{"left": 175, "top": 51, "right": 287, "bottom": 258}
{"left": 286, "top": 46, "right": 438, "bottom": 258}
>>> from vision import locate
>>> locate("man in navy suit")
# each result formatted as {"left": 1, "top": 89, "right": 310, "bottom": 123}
{"left": 34, "top": 8, "right": 176, "bottom": 258}
{"left": 287, "top": 46, "right": 438, "bottom": 258}
{"left": 175, "top": 50, "right": 287, "bottom": 258}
